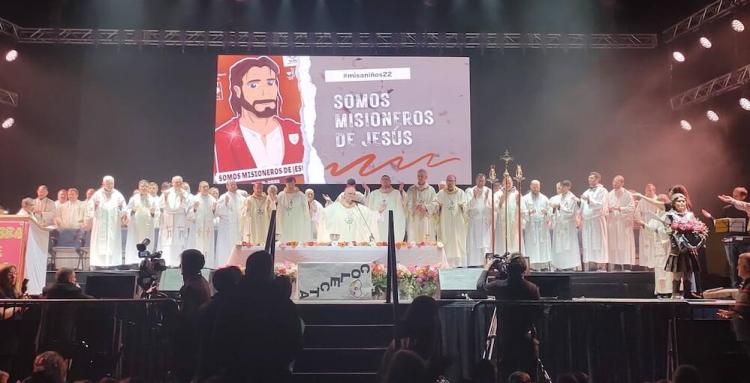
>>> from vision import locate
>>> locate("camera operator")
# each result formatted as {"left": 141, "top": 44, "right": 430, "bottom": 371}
{"left": 477, "top": 253, "right": 541, "bottom": 381}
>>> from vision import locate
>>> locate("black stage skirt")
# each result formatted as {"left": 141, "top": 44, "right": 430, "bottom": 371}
{"left": 664, "top": 251, "right": 700, "bottom": 273}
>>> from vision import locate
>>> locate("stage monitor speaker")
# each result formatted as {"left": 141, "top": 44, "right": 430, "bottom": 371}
{"left": 84, "top": 274, "right": 137, "bottom": 298}
{"left": 439, "top": 268, "right": 487, "bottom": 299}
{"left": 526, "top": 274, "right": 572, "bottom": 300}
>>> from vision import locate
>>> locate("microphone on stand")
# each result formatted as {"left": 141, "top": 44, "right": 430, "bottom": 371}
{"left": 352, "top": 200, "right": 377, "bottom": 243}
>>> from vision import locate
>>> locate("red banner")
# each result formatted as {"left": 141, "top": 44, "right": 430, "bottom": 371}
{"left": 0, "top": 220, "right": 28, "bottom": 276}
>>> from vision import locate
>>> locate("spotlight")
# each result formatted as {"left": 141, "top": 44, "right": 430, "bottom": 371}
{"left": 4, "top": 49, "right": 17, "bottom": 62}
{"left": 732, "top": 19, "right": 745, "bottom": 32}
{"left": 672, "top": 51, "right": 685, "bottom": 62}
{"left": 706, "top": 110, "right": 719, "bottom": 122}
{"left": 680, "top": 120, "right": 692, "bottom": 131}
{"left": 699, "top": 37, "right": 712, "bottom": 48}
{"left": 1, "top": 117, "right": 13, "bottom": 129}
{"left": 740, "top": 97, "right": 750, "bottom": 111}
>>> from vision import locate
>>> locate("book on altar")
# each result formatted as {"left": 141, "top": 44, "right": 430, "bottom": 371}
{"left": 713, "top": 218, "right": 747, "bottom": 233}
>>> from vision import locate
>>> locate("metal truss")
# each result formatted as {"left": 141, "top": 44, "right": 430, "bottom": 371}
{"left": 662, "top": 0, "right": 748, "bottom": 44}
{"left": 0, "top": 88, "right": 19, "bottom": 107}
{"left": 670, "top": 63, "right": 750, "bottom": 110}
{"left": 11, "top": 27, "right": 657, "bottom": 50}
{"left": 0, "top": 18, "right": 18, "bottom": 40}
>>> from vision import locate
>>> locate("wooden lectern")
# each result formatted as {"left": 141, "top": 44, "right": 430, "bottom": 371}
{"left": 0, "top": 215, "right": 50, "bottom": 295}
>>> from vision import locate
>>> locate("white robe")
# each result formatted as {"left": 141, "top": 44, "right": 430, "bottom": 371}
{"left": 494, "top": 188, "right": 524, "bottom": 255}
{"left": 465, "top": 186, "right": 492, "bottom": 266}
{"left": 522, "top": 192, "right": 552, "bottom": 267}
{"left": 550, "top": 192, "right": 581, "bottom": 270}
{"left": 188, "top": 194, "right": 217, "bottom": 267}
{"left": 159, "top": 188, "right": 190, "bottom": 266}
{"left": 56, "top": 200, "right": 86, "bottom": 230}
{"left": 642, "top": 209, "right": 672, "bottom": 294}
{"left": 216, "top": 191, "right": 245, "bottom": 265}
{"left": 277, "top": 190, "right": 312, "bottom": 242}
{"left": 436, "top": 188, "right": 468, "bottom": 267}
{"left": 308, "top": 199, "right": 328, "bottom": 242}
{"left": 635, "top": 198, "right": 663, "bottom": 268}
{"left": 89, "top": 189, "right": 126, "bottom": 267}
{"left": 581, "top": 184, "right": 609, "bottom": 264}
{"left": 242, "top": 194, "right": 271, "bottom": 245}
{"left": 124, "top": 194, "right": 158, "bottom": 264}
{"left": 367, "top": 188, "right": 406, "bottom": 242}
{"left": 323, "top": 202, "right": 379, "bottom": 243}
{"left": 34, "top": 197, "right": 56, "bottom": 227}
{"left": 405, "top": 184, "right": 438, "bottom": 242}
{"left": 606, "top": 188, "right": 636, "bottom": 265}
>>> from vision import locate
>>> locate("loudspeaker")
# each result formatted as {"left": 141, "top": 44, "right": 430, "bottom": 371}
{"left": 438, "top": 268, "right": 487, "bottom": 299}
{"left": 84, "top": 274, "right": 137, "bottom": 298}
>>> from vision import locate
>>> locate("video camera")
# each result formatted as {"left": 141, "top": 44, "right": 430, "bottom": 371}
{"left": 486, "top": 252, "right": 510, "bottom": 282}
{"left": 135, "top": 238, "right": 167, "bottom": 296}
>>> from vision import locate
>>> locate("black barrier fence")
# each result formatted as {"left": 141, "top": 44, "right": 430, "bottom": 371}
{"left": 0, "top": 299, "right": 178, "bottom": 382}
{"left": 437, "top": 300, "right": 748, "bottom": 383}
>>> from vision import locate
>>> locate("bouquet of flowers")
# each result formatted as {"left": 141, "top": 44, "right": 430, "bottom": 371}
{"left": 370, "top": 262, "right": 441, "bottom": 299}
{"left": 412, "top": 265, "right": 440, "bottom": 298}
{"left": 668, "top": 216, "right": 708, "bottom": 251}
{"left": 371, "top": 262, "right": 387, "bottom": 298}
{"left": 274, "top": 261, "right": 298, "bottom": 281}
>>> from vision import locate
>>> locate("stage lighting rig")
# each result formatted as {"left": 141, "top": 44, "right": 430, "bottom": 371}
{"left": 699, "top": 36, "right": 713, "bottom": 48}
{"left": 672, "top": 51, "right": 686, "bottom": 62}
{"left": 680, "top": 120, "right": 693, "bottom": 131}
{"left": 732, "top": 19, "right": 745, "bottom": 32}
{"left": 706, "top": 109, "right": 720, "bottom": 122}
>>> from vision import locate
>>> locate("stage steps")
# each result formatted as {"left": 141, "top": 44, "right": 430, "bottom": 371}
{"left": 294, "top": 303, "right": 402, "bottom": 383}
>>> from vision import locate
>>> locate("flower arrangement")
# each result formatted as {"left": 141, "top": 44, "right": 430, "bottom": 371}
{"left": 370, "top": 262, "right": 441, "bottom": 299}
{"left": 274, "top": 261, "right": 298, "bottom": 281}
{"left": 669, "top": 217, "right": 709, "bottom": 236}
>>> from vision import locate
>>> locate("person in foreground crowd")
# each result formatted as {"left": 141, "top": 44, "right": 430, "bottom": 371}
{"left": 42, "top": 268, "right": 91, "bottom": 299}
{"left": 380, "top": 350, "right": 427, "bottom": 383}
{"left": 477, "top": 254, "right": 541, "bottom": 381}
{"left": 0, "top": 264, "right": 21, "bottom": 299}
{"left": 174, "top": 249, "right": 211, "bottom": 383}
{"left": 22, "top": 351, "right": 68, "bottom": 383}
{"left": 717, "top": 252, "right": 750, "bottom": 360}
{"left": 377, "top": 296, "right": 446, "bottom": 383}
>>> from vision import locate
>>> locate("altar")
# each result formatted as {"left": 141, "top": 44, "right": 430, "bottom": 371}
{"left": 227, "top": 244, "right": 447, "bottom": 268}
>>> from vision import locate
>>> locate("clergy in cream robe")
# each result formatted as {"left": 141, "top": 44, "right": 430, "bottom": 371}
{"left": 324, "top": 187, "right": 379, "bottom": 243}
{"left": 405, "top": 170, "right": 438, "bottom": 242}
{"left": 242, "top": 183, "right": 271, "bottom": 244}
{"left": 494, "top": 177, "right": 524, "bottom": 255}
{"left": 306, "top": 189, "right": 328, "bottom": 242}
{"left": 550, "top": 184, "right": 581, "bottom": 270}
{"left": 160, "top": 177, "right": 191, "bottom": 266}
{"left": 56, "top": 190, "right": 86, "bottom": 230}
{"left": 634, "top": 184, "right": 662, "bottom": 268}
{"left": 522, "top": 180, "right": 552, "bottom": 268}
{"left": 641, "top": 200, "right": 672, "bottom": 295}
{"left": 125, "top": 182, "right": 158, "bottom": 264}
{"left": 216, "top": 181, "right": 245, "bottom": 265}
{"left": 366, "top": 175, "right": 406, "bottom": 242}
{"left": 33, "top": 185, "right": 56, "bottom": 227}
{"left": 277, "top": 177, "right": 312, "bottom": 242}
{"left": 580, "top": 172, "right": 609, "bottom": 266}
{"left": 605, "top": 176, "right": 636, "bottom": 267}
{"left": 89, "top": 176, "right": 127, "bottom": 267}
{"left": 465, "top": 175, "right": 492, "bottom": 267}
{"left": 188, "top": 183, "right": 218, "bottom": 267}
{"left": 436, "top": 176, "right": 468, "bottom": 267}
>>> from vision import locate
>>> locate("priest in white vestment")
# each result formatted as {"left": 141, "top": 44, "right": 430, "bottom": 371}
{"left": 638, "top": 192, "right": 672, "bottom": 295}
{"left": 216, "top": 180, "right": 245, "bottom": 265}
{"left": 54, "top": 189, "right": 68, "bottom": 209}
{"left": 366, "top": 175, "right": 406, "bottom": 242}
{"left": 89, "top": 176, "right": 127, "bottom": 267}
{"left": 580, "top": 172, "right": 609, "bottom": 270}
{"left": 159, "top": 176, "right": 191, "bottom": 266}
{"left": 337, "top": 178, "right": 368, "bottom": 205}
{"left": 405, "top": 169, "right": 438, "bottom": 243}
{"left": 436, "top": 175, "right": 468, "bottom": 267}
{"left": 522, "top": 180, "right": 552, "bottom": 269}
{"left": 306, "top": 188, "right": 327, "bottom": 242}
{"left": 606, "top": 176, "right": 636, "bottom": 269}
{"left": 188, "top": 181, "right": 217, "bottom": 267}
{"left": 323, "top": 186, "right": 379, "bottom": 243}
{"left": 33, "top": 185, "right": 56, "bottom": 226}
{"left": 242, "top": 182, "right": 271, "bottom": 245}
{"left": 277, "top": 177, "right": 312, "bottom": 242}
{"left": 494, "top": 175, "right": 524, "bottom": 255}
{"left": 549, "top": 180, "right": 581, "bottom": 270}
{"left": 55, "top": 189, "right": 86, "bottom": 230}
{"left": 634, "top": 183, "right": 661, "bottom": 269}
{"left": 465, "top": 173, "right": 492, "bottom": 267}
{"left": 125, "top": 180, "right": 158, "bottom": 264}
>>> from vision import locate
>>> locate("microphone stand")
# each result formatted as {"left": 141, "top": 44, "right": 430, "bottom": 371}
{"left": 353, "top": 201, "right": 376, "bottom": 243}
